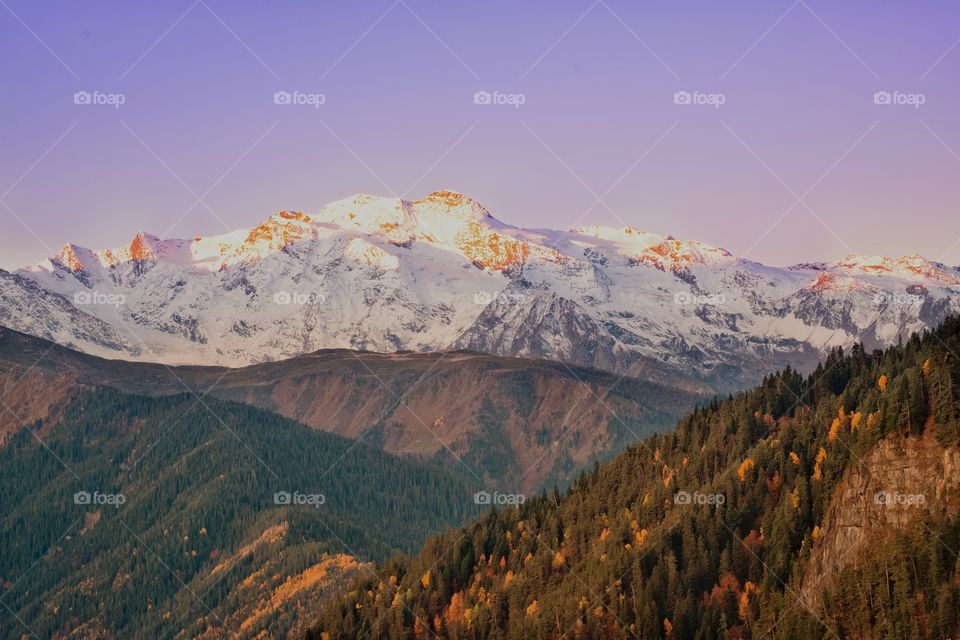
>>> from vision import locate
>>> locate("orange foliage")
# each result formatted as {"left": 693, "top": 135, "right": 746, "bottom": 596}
{"left": 850, "top": 411, "right": 863, "bottom": 431}
{"left": 828, "top": 418, "right": 841, "bottom": 443}
{"left": 444, "top": 592, "right": 466, "bottom": 626}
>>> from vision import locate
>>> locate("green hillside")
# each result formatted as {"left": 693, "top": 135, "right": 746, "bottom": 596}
{"left": 307, "top": 318, "right": 960, "bottom": 639}
{"left": 0, "top": 388, "right": 481, "bottom": 639}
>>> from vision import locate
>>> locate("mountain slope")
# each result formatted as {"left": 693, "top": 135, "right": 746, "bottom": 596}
{"left": 4, "top": 190, "right": 960, "bottom": 392}
{"left": 0, "top": 387, "right": 482, "bottom": 640}
{"left": 306, "top": 317, "right": 960, "bottom": 639}
{"left": 0, "top": 327, "right": 702, "bottom": 491}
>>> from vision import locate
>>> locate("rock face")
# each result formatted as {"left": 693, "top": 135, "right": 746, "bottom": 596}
{"left": 3, "top": 190, "right": 960, "bottom": 393}
{"left": 800, "top": 432, "right": 960, "bottom": 608}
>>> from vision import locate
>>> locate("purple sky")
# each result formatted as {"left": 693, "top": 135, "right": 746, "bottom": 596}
{"left": 1, "top": 0, "right": 959, "bottom": 269}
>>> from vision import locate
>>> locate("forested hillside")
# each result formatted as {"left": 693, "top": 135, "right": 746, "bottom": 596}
{"left": 307, "top": 318, "right": 960, "bottom": 639}
{"left": 0, "top": 388, "right": 481, "bottom": 639}
{"left": 0, "top": 327, "right": 701, "bottom": 492}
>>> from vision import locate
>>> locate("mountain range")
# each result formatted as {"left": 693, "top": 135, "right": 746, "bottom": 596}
{"left": 3, "top": 190, "right": 960, "bottom": 393}
{"left": 0, "top": 327, "right": 698, "bottom": 492}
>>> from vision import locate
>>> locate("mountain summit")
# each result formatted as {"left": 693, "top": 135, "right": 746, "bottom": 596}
{"left": 3, "top": 190, "right": 960, "bottom": 392}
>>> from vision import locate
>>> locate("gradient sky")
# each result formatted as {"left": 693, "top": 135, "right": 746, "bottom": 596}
{"left": 1, "top": 0, "right": 959, "bottom": 269}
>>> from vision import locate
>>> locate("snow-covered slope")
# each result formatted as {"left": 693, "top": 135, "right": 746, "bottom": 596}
{"left": 3, "top": 190, "right": 959, "bottom": 392}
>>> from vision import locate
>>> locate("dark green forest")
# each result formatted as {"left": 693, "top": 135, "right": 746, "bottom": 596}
{"left": 307, "top": 318, "right": 960, "bottom": 639}
{"left": 0, "top": 388, "right": 482, "bottom": 639}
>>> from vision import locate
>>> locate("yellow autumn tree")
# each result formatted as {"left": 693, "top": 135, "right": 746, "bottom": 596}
{"left": 827, "top": 417, "right": 841, "bottom": 443}
{"left": 813, "top": 448, "right": 827, "bottom": 480}
{"left": 850, "top": 411, "right": 862, "bottom": 431}
{"left": 737, "top": 458, "right": 755, "bottom": 481}
{"left": 878, "top": 374, "right": 888, "bottom": 391}
{"left": 738, "top": 582, "right": 759, "bottom": 621}
{"left": 552, "top": 550, "right": 566, "bottom": 569}
{"left": 445, "top": 592, "right": 466, "bottom": 627}
{"left": 788, "top": 451, "right": 801, "bottom": 465}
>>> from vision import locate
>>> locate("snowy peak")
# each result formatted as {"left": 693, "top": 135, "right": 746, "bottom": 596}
{"left": 318, "top": 195, "right": 416, "bottom": 246}
{"left": 32, "top": 193, "right": 954, "bottom": 283}
{"left": 6, "top": 188, "right": 960, "bottom": 397}
{"left": 229, "top": 211, "right": 316, "bottom": 265}
{"left": 808, "top": 271, "right": 875, "bottom": 293}
{"left": 833, "top": 253, "right": 960, "bottom": 285}
{"left": 53, "top": 243, "right": 91, "bottom": 272}
{"left": 100, "top": 231, "right": 163, "bottom": 266}
{"left": 570, "top": 224, "right": 734, "bottom": 270}
{"left": 412, "top": 189, "right": 492, "bottom": 221}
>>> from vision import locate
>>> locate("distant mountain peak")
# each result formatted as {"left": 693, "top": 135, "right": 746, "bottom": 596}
{"left": 9, "top": 190, "right": 960, "bottom": 391}
{"left": 53, "top": 242, "right": 89, "bottom": 272}
{"left": 834, "top": 253, "right": 960, "bottom": 285}
{"left": 570, "top": 224, "right": 734, "bottom": 270}
{"left": 413, "top": 189, "right": 492, "bottom": 221}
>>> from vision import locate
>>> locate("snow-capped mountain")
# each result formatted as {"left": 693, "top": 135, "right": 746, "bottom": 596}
{"left": 3, "top": 190, "right": 959, "bottom": 392}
